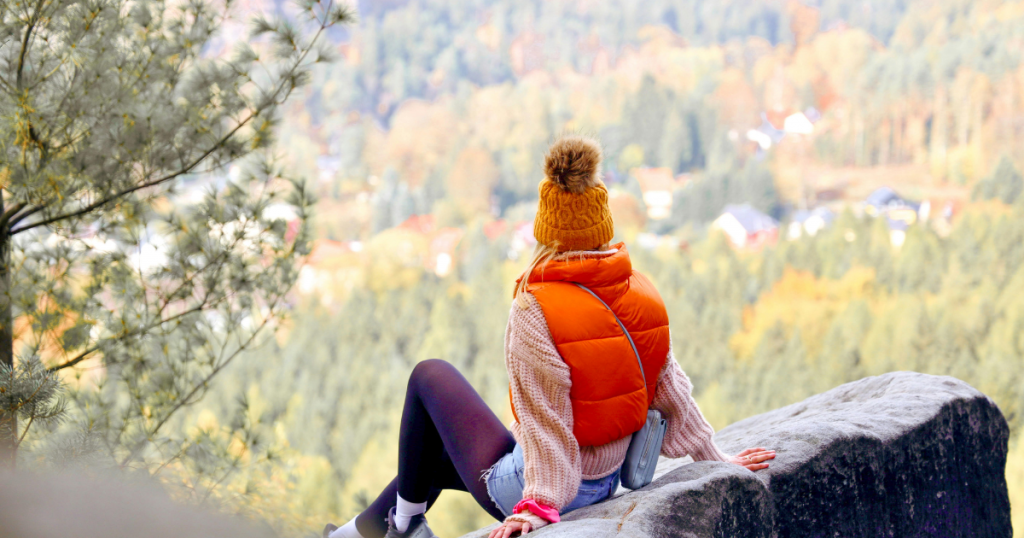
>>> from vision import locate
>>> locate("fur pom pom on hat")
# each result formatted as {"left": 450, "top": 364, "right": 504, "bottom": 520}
{"left": 533, "top": 136, "right": 614, "bottom": 252}
{"left": 544, "top": 136, "right": 602, "bottom": 194}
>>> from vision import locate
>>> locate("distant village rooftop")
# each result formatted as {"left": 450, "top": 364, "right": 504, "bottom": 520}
{"left": 713, "top": 204, "right": 779, "bottom": 249}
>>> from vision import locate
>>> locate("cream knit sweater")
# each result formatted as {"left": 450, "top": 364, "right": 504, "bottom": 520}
{"left": 502, "top": 252, "right": 729, "bottom": 528}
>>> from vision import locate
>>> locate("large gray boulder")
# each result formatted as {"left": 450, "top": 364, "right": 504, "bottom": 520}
{"left": 461, "top": 372, "right": 1011, "bottom": 538}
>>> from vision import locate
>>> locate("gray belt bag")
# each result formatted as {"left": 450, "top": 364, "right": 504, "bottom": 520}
{"left": 573, "top": 284, "right": 667, "bottom": 490}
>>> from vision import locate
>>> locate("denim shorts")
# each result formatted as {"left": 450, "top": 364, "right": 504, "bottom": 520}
{"left": 485, "top": 444, "right": 621, "bottom": 518}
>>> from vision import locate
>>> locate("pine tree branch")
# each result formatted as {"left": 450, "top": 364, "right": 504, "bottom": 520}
{"left": 47, "top": 302, "right": 216, "bottom": 372}
{"left": 10, "top": 0, "right": 340, "bottom": 237}
{"left": 0, "top": 201, "right": 27, "bottom": 230}
{"left": 46, "top": 191, "right": 249, "bottom": 370}
{"left": 7, "top": 205, "right": 43, "bottom": 227}
{"left": 10, "top": 117, "right": 254, "bottom": 235}
{"left": 150, "top": 440, "right": 190, "bottom": 477}
{"left": 16, "top": 415, "right": 33, "bottom": 446}
{"left": 16, "top": 0, "right": 48, "bottom": 90}
{"left": 5, "top": 368, "right": 48, "bottom": 416}
{"left": 120, "top": 296, "right": 280, "bottom": 467}
{"left": 0, "top": 69, "right": 15, "bottom": 94}
{"left": 12, "top": 73, "right": 295, "bottom": 235}
{"left": 199, "top": 460, "right": 241, "bottom": 504}
{"left": 25, "top": 11, "right": 95, "bottom": 95}
{"left": 153, "top": 255, "right": 225, "bottom": 318}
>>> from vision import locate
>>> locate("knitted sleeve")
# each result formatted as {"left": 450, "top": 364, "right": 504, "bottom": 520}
{"left": 504, "top": 296, "right": 582, "bottom": 513}
{"left": 650, "top": 343, "right": 730, "bottom": 462}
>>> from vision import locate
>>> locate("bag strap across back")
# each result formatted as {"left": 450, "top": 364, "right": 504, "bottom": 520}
{"left": 571, "top": 282, "right": 646, "bottom": 390}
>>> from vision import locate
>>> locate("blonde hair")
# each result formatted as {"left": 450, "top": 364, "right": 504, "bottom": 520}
{"left": 514, "top": 242, "right": 560, "bottom": 309}
{"left": 513, "top": 241, "right": 611, "bottom": 309}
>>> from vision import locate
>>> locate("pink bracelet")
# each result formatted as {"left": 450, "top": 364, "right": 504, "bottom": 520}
{"left": 512, "top": 499, "right": 560, "bottom": 523}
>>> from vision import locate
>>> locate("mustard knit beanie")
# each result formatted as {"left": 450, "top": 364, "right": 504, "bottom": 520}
{"left": 533, "top": 135, "right": 614, "bottom": 252}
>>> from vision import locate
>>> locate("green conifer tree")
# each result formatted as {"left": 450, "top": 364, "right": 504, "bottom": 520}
{"left": 973, "top": 155, "right": 1024, "bottom": 204}
{"left": 0, "top": 0, "right": 353, "bottom": 468}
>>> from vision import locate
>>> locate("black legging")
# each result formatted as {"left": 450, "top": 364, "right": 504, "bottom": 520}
{"left": 355, "top": 359, "right": 517, "bottom": 538}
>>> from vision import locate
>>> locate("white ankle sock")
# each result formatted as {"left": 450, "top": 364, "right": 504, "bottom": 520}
{"left": 328, "top": 518, "right": 364, "bottom": 538}
{"left": 394, "top": 495, "right": 428, "bottom": 533}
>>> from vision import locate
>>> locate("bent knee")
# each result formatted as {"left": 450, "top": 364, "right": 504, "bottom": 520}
{"left": 409, "top": 358, "right": 456, "bottom": 389}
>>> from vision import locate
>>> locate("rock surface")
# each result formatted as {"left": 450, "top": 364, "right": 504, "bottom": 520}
{"left": 461, "top": 372, "right": 1011, "bottom": 538}
{"left": 0, "top": 471, "right": 277, "bottom": 538}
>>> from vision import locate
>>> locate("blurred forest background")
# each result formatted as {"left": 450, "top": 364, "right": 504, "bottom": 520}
{"left": 127, "top": 0, "right": 1024, "bottom": 535}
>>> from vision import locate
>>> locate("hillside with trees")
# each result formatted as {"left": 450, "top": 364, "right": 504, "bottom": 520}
{"left": 277, "top": 0, "right": 1024, "bottom": 242}
{"left": 163, "top": 1, "right": 1024, "bottom": 535}
{"left": 4, "top": 0, "right": 1023, "bottom": 536}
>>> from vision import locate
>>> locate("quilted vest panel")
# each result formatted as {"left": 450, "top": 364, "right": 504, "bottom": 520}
{"left": 510, "top": 245, "right": 670, "bottom": 447}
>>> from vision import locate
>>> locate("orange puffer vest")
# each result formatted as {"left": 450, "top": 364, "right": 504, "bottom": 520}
{"left": 511, "top": 243, "right": 670, "bottom": 447}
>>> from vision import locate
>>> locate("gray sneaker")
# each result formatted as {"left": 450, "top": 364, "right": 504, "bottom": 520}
{"left": 384, "top": 506, "right": 437, "bottom": 538}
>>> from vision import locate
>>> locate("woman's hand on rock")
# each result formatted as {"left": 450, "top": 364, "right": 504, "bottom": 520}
{"left": 728, "top": 447, "right": 775, "bottom": 471}
{"left": 488, "top": 520, "right": 532, "bottom": 538}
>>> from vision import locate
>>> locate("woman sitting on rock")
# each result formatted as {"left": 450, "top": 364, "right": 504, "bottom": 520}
{"left": 324, "top": 136, "right": 775, "bottom": 538}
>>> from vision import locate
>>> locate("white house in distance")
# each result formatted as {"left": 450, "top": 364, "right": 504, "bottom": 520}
{"left": 746, "top": 108, "right": 819, "bottom": 150}
{"left": 860, "top": 187, "right": 926, "bottom": 247}
{"left": 783, "top": 111, "right": 815, "bottom": 135}
{"left": 712, "top": 204, "right": 779, "bottom": 249}
{"left": 861, "top": 187, "right": 920, "bottom": 221}
{"left": 746, "top": 113, "right": 786, "bottom": 151}
{"left": 787, "top": 207, "right": 835, "bottom": 240}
